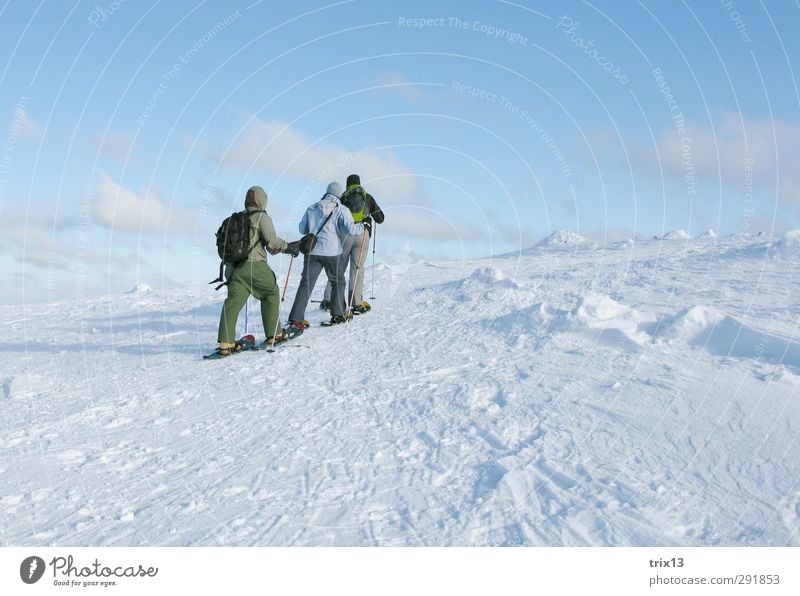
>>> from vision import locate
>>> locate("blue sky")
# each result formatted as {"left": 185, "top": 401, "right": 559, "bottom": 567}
{"left": 1, "top": 0, "right": 799, "bottom": 303}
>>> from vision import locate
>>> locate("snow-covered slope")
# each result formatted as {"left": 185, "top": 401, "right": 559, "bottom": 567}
{"left": 2, "top": 235, "right": 799, "bottom": 546}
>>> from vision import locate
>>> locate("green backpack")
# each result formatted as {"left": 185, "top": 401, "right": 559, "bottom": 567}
{"left": 341, "top": 186, "right": 367, "bottom": 222}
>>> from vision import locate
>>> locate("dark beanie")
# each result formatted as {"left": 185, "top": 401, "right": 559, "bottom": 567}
{"left": 346, "top": 174, "right": 361, "bottom": 187}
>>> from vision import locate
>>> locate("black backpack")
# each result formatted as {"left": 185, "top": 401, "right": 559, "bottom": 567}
{"left": 209, "top": 210, "right": 263, "bottom": 290}
{"left": 341, "top": 186, "right": 367, "bottom": 222}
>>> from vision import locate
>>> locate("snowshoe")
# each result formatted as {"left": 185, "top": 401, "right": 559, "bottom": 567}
{"left": 352, "top": 301, "right": 371, "bottom": 315}
{"left": 260, "top": 325, "right": 304, "bottom": 350}
{"left": 321, "top": 314, "right": 349, "bottom": 326}
{"left": 203, "top": 334, "right": 256, "bottom": 359}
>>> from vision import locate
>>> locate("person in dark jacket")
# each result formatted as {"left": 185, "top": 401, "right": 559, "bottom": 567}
{"left": 321, "top": 174, "right": 384, "bottom": 313}
{"left": 288, "top": 182, "right": 367, "bottom": 327}
{"left": 214, "top": 186, "right": 300, "bottom": 356}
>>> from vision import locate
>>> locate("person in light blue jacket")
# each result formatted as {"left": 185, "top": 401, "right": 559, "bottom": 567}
{"left": 287, "top": 182, "right": 368, "bottom": 327}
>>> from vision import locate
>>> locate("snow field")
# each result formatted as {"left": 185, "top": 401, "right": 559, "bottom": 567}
{"left": 1, "top": 233, "right": 799, "bottom": 546}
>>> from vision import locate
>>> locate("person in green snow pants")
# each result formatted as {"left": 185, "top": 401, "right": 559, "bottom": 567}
{"left": 218, "top": 261, "right": 280, "bottom": 344}
{"left": 214, "top": 186, "right": 300, "bottom": 356}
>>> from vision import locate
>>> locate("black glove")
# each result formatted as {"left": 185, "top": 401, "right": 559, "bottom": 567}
{"left": 284, "top": 240, "right": 301, "bottom": 257}
{"left": 362, "top": 219, "right": 372, "bottom": 235}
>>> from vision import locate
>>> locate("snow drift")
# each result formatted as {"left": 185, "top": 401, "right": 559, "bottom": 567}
{"left": 775, "top": 229, "right": 800, "bottom": 256}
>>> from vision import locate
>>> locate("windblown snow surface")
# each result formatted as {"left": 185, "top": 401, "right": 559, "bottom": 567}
{"left": 2, "top": 233, "right": 800, "bottom": 546}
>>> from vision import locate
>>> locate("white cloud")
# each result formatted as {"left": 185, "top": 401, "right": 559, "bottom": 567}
{"left": 93, "top": 170, "right": 192, "bottom": 234}
{"left": 15, "top": 106, "right": 44, "bottom": 140}
{"left": 373, "top": 71, "right": 426, "bottom": 102}
{"left": 2, "top": 226, "right": 68, "bottom": 270}
{"left": 5, "top": 227, "right": 61, "bottom": 253}
{"left": 0, "top": 205, "right": 110, "bottom": 271}
{"left": 217, "top": 118, "right": 417, "bottom": 201}
{"left": 87, "top": 130, "right": 139, "bottom": 163}
{"left": 382, "top": 209, "right": 486, "bottom": 242}
{"left": 649, "top": 112, "right": 800, "bottom": 204}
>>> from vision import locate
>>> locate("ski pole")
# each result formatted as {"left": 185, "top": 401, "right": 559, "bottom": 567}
{"left": 370, "top": 224, "right": 377, "bottom": 300}
{"left": 348, "top": 227, "right": 370, "bottom": 310}
{"left": 270, "top": 254, "right": 295, "bottom": 349}
{"left": 281, "top": 254, "right": 295, "bottom": 302}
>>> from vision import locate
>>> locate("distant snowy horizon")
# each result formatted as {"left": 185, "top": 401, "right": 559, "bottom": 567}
{"left": 3, "top": 227, "right": 790, "bottom": 306}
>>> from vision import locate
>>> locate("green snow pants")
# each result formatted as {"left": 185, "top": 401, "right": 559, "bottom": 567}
{"left": 217, "top": 260, "right": 281, "bottom": 343}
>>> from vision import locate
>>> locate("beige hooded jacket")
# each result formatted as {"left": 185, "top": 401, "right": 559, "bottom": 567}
{"left": 244, "top": 186, "right": 288, "bottom": 261}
